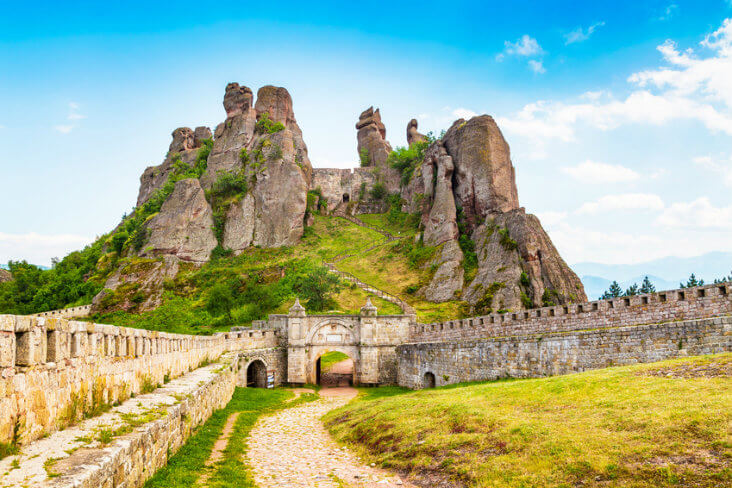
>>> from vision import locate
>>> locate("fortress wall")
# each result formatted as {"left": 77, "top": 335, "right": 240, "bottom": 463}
{"left": 411, "top": 282, "right": 732, "bottom": 342}
{"left": 0, "top": 314, "right": 243, "bottom": 446}
{"left": 311, "top": 167, "right": 383, "bottom": 213}
{"left": 397, "top": 316, "right": 732, "bottom": 389}
{"left": 32, "top": 304, "right": 92, "bottom": 319}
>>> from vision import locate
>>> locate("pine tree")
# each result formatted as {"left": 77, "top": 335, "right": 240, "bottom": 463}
{"left": 624, "top": 284, "right": 639, "bottom": 296}
{"left": 639, "top": 276, "right": 656, "bottom": 294}
{"left": 681, "top": 273, "right": 703, "bottom": 288}
{"left": 713, "top": 271, "right": 732, "bottom": 284}
{"left": 601, "top": 281, "right": 623, "bottom": 299}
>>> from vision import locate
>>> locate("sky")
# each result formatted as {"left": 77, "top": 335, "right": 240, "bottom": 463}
{"left": 1, "top": 0, "right": 731, "bottom": 267}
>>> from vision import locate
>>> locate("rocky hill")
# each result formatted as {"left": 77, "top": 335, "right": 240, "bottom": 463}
{"left": 0, "top": 82, "right": 584, "bottom": 326}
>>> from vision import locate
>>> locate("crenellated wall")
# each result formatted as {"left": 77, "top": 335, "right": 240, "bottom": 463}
{"left": 0, "top": 314, "right": 246, "bottom": 446}
{"left": 410, "top": 282, "right": 732, "bottom": 342}
{"left": 32, "top": 304, "right": 92, "bottom": 319}
{"left": 398, "top": 316, "right": 732, "bottom": 389}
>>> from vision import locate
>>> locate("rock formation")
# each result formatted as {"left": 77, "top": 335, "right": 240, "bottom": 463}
{"left": 406, "top": 119, "right": 426, "bottom": 146}
{"left": 137, "top": 126, "right": 212, "bottom": 206}
{"left": 405, "top": 115, "right": 585, "bottom": 309}
{"left": 143, "top": 178, "right": 217, "bottom": 262}
{"left": 355, "top": 107, "right": 401, "bottom": 192}
{"left": 0, "top": 269, "right": 12, "bottom": 283}
{"left": 94, "top": 83, "right": 314, "bottom": 313}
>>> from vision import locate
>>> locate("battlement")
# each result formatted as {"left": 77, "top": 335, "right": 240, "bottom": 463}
{"left": 411, "top": 282, "right": 732, "bottom": 342}
{"left": 31, "top": 304, "right": 92, "bottom": 319}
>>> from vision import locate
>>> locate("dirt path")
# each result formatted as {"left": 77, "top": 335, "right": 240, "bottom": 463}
{"left": 247, "top": 387, "right": 415, "bottom": 487}
{"left": 196, "top": 412, "right": 241, "bottom": 487}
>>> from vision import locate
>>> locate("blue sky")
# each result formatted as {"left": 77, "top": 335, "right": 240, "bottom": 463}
{"left": 1, "top": 0, "right": 731, "bottom": 267}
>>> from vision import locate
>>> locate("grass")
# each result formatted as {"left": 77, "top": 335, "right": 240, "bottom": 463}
{"left": 93, "top": 212, "right": 459, "bottom": 333}
{"left": 319, "top": 351, "right": 350, "bottom": 372}
{"left": 324, "top": 354, "right": 732, "bottom": 488}
{"left": 145, "top": 387, "right": 317, "bottom": 488}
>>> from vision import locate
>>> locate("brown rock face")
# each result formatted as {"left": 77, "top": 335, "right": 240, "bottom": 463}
{"left": 255, "top": 85, "right": 295, "bottom": 125}
{"left": 136, "top": 126, "right": 211, "bottom": 206}
{"left": 421, "top": 142, "right": 458, "bottom": 247}
{"left": 405, "top": 113, "right": 586, "bottom": 309}
{"left": 356, "top": 107, "right": 401, "bottom": 192}
{"left": 442, "top": 115, "right": 520, "bottom": 228}
{"left": 0, "top": 269, "right": 12, "bottom": 283}
{"left": 223, "top": 82, "right": 253, "bottom": 118}
{"left": 464, "top": 209, "right": 586, "bottom": 310}
{"left": 143, "top": 178, "right": 217, "bottom": 262}
{"left": 406, "top": 119, "right": 426, "bottom": 146}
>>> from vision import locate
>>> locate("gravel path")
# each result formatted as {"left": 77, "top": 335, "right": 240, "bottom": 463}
{"left": 247, "top": 387, "right": 415, "bottom": 487}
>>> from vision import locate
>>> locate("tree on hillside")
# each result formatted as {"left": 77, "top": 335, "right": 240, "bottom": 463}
{"left": 680, "top": 273, "right": 704, "bottom": 288}
{"left": 294, "top": 267, "right": 342, "bottom": 312}
{"left": 601, "top": 281, "right": 623, "bottom": 299}
{"left": 640, "top": 276, "right": 656, "bottom": 294}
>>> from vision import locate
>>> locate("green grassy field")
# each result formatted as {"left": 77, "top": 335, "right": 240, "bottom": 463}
{"left": 325, "top": 354, "right": 732, "bottom": 488}
{"left": 145, "top": 387, "right": 317, "bottom": 488}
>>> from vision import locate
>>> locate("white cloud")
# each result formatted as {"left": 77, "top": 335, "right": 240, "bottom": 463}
{"left": 535, "top": 211, "right": 567, "bottom": 227}
{"left": 656, "top": 197, "right": 732, "bottom": 229}
{"left": 657, "top": 3, "right": 679, "bottom": 22}
{"left": 693, "top": 154, "right": 732, "bottom": 186}
{"left": 565, "top": 22, "right": 605, "bottom": 45}
{"left": 576, "top": 193, "right": 665, "bottom": 214}
{"left": 0, "top": 232, "right": 94, "bottom": 267}
{"left": 55, "top": 102, "right": 86, "bottom": 132}
{"left": 452, "top": 108, "right": 477, "bottom": 119}
{"left": 498, "top": 19, "right": 732, "bottom": 150}
{"left": 501, "top": 35, "right": 544, "bottom": 57}
{"left": 54, "top": 125, "right": 74, "bottom": 134}
{"left": 528, "top": 60, "right": 546, "bottom": 74}
{"left": 562, "top": 160, "right": 640, "bottom": 183}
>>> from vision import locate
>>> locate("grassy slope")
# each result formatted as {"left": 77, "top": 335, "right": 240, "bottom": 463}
{"left": 320, "top": 351, "right": 350, "bottom": 372}
{"left": 325, "top": 354, "right": 732, "bottom": 488}
{"left": 95, "top": 213, "right": 463, "bottom": 334}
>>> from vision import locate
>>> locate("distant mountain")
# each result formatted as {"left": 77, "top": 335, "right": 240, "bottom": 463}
{"left": 581, "top": 274, "right": 678, "bottom": 300}
{"left": 574, "top": 252, "right": 732, "bottom": 299}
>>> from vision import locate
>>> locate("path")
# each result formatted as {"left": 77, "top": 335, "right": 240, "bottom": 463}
{"left": 324, "top": 214, "right": 415, "bottom": 315}
{"left": 247, "top": 387, "right": 416, "bottom": 487}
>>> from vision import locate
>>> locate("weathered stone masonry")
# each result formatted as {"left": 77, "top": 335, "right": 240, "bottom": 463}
{"left": 0, "top": 314, "right": 280, "bottom": 446}
{"left": 399, "top": 282, "right": 732, "bottom": 388}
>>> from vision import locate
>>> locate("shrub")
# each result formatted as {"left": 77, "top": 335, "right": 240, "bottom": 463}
{"left": 387, "top": 135, "right": 434, "bottom": 185}
{"left": 498, "top": 227, "right": 518, "bottom": 251}
{"left": 254, "top": 112, "right": 285, "bottom": 134}
{"left": 369, "top": 182, "right": 388, "bottom": 201}
{"left": 359, "top": 148, "right": 370, "bottom": 167}
{"left": 206, "top": 282, "right": 236, "bottom": 318}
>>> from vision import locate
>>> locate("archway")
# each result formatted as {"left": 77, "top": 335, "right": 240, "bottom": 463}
{"left": 342, "top": 193, "right": 350, "bottom": 203}
{"left": 423, "top": 372, "right": 436, "bottom": 388}
{"left": 246, "top": 359, "right": 267, "bottom": 388}
{"left": 316, "top": 351, "right": 354, "bottom": 387}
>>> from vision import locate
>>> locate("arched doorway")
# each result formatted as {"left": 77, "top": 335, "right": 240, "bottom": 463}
{"left": 342, "top": 193, "right": 350, "bottom": 203}
{"left": 316, "top": 351, "right": 354, "bottom": 387}
{"left": 423, "top": 372, "right": 436, "bottom": 388}
{"left": 246, "top": 359, "right": 267, "bottom": 388}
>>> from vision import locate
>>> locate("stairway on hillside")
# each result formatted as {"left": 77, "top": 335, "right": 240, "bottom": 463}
{"left": 324, "top": 214, "right": 416, "bottom": 315}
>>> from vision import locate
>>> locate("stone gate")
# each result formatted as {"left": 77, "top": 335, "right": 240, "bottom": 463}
{"left": 245, "top": 298, "right": 413, "bottom": 386}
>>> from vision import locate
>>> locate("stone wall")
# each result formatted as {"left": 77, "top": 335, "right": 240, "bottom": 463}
{"left": 32, "top": 304, "right": 91, "bottom": 319}
{"left": 0, "top": 357, "right": 237, "bottom": 488}
{"left": 236, "top": 347, "right": 288, "bottom": 387}
{"left": 398, "top": 316, "right": 732, "bottom": 388}
{"left": 311, "top": 167, "right": 382, "bottom": 213}
{"left": 0, "top": 314, "right": 240, "bottom": 446}
{"left": 410, "top": 282, "right": 732, "bottom": 342}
